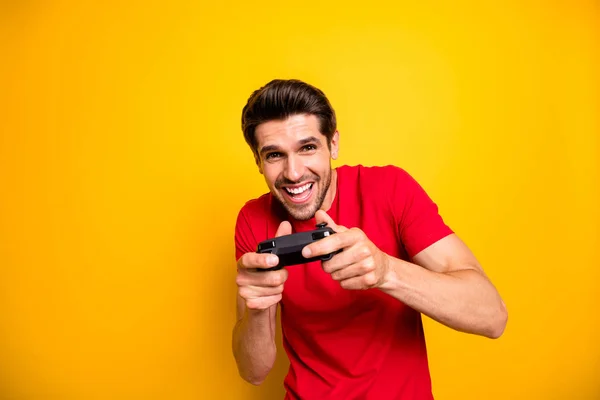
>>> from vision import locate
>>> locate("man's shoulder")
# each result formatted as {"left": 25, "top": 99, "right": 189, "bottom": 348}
{"left": 237, "top": 192, "right": 271, "bottom": 218}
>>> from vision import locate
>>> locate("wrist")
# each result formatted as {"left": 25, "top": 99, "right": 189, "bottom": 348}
{"left": 245, "top": 305, "right": 275, "bottom": 325}
{"left": 246, "top": 307, "right": 270, "bottom": 318}
{"left": 378, "top": 254, "right": 401, "bottom": 292}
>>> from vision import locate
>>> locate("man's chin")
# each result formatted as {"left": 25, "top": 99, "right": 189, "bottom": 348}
{"left": 284, "top": 203, "right": 317, "bottom": 221}
{"left": 274, "top": 196, "right": 316, "bottom": 221}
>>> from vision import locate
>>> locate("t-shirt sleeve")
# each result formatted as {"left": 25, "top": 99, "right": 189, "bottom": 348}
{"left": 392, "top": 168, "right": 453, "bottom": 258}
{"left": 234, "top": 208, "right": 257, "bottom": 261}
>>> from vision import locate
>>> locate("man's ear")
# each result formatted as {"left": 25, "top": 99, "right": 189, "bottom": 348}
{"left": 330, "top": 130, "right": 340, "bottom": 160}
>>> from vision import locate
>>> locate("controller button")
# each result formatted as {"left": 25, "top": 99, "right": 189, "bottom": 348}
{"left": 258, "top": 240, "right": 276, "bottom": 251}
{"left": 312, "top": 231, "right": 330, "bottom": 240}
{"left": 316, "top": 222, "right": 327, "bottom": 228}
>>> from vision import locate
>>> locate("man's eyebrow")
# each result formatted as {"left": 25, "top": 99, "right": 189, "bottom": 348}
{"left": 259, "top": 137, "right": 320, "bottom": 156}
{"left": 259, "top": 144, "right": 280, "bottom": 156}
{"left": 298, "top": 136, "right": 320, "bottom": 146}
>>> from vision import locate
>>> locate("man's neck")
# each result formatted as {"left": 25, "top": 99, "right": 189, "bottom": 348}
{"left": 319, "top": 168, "right": 338, "bottom": 213}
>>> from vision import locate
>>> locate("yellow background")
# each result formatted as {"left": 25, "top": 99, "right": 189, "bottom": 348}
{"left": 1, "top": 1, "right": 598, "bottom": 399}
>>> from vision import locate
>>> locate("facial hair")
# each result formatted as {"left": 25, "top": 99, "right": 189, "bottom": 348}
{"left": 274, "top": 167, "right": 332, "bottom": 221}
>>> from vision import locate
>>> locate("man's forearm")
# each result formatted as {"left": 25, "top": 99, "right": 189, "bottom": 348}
{"left": 232, "top": 306, "right": 277, "bottom": 385}
{"left": 378, "top": 256, "right": 507, "bottom": 338}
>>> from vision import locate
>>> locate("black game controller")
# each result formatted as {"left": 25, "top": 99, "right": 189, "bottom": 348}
{"left": 256, "top": 223, "right": 342, "bottom": 271}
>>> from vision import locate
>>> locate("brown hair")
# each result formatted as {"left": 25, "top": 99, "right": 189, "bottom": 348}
{"left": 241, "top": 79, "right": 337, "bottom": 155}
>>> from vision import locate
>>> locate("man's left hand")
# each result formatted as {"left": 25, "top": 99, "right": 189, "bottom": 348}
{"left": 302, "top": 210, "right": 391, "bottom": 290}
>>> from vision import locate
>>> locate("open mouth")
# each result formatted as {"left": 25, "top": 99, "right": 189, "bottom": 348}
{"left": 282, "top": 182, "right": 314, "bottom": 204}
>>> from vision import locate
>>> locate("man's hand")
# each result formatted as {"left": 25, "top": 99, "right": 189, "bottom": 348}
{"left": 236, "top": 221, "right": 292, "bottom": 310}
{"left": 302, "top": 210, "right": 391, "bottom": 290}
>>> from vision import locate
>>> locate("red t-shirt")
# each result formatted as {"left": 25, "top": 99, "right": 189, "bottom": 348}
{"left": 234, "top": 164, "right": 453, "bottom": 399}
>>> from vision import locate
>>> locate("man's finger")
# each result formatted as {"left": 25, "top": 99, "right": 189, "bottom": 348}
{"left": 339, "top": 272, "right": 378, "bottom": 290}
{"left": 329, "top": 258, "right": 375, "bottom": 281}
{"left": 321, "top": 244, "right": 372, "bottom": 274}
{"left": 246, "top": 221, "right": 291, "bottom": 271}
{"left": 236, "top": 267, "right": 288, "bottom": 287}
{"left": 238, "top": 252, "right": 279, "bottom": 270}
{"left": 302, "top": 229, "right": 361, "bottom": 258}
{"left": 314, "top": 210, "right": 347, "bottom": 233}
{"left": 275, "top": 220, "right": 292, "bottom": 237}
{"left": 239, "top": 284, "right": 285, "bottom": 299}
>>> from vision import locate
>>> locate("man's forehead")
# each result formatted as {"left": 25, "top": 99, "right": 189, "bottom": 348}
{"left": 255, "top": 114, "right": 324, "bottom": 147}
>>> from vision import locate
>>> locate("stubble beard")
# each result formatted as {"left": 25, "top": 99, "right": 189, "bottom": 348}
{"left": 274, "top": 168, "right": 332, "bottom": 221}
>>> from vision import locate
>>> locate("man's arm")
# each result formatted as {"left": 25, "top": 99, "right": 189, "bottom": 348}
{"left": 231, "top": 221, "right": 291, "bottom": 385}
{"left": 378, "top": 233, "right": 507, "bottom": 338}
{"left": 303, "top": 211, "right": 507, "bottom": 339}
{"left": 232, "top": 295, "right": 278, "bottom": 385}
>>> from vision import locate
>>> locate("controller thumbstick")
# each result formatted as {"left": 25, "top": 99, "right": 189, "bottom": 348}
{"left": 316, "top": 222, "right": 327, "bottom": 228}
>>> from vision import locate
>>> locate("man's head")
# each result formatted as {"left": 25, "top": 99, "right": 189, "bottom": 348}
{"left": 241, "top": 79, "right": 340, "bottom": 221}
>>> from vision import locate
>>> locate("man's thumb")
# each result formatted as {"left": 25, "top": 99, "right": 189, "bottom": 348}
{"left": 275, "top": 220, "right": 292, "bottom": 237}
{"left": 315, "top": 210, "right": 346, "bottom": 232}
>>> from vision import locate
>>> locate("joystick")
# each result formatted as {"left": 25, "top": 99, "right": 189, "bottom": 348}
{"left": 256, "top": 223, "right": 342, "bottom": 271}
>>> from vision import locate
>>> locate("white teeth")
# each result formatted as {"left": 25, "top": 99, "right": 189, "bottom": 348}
{"left": 285, "top": 183, "right": 312, "bottom": 195}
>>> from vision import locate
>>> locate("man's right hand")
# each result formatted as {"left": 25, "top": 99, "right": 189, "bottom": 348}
{"left": 236, "top": 221, "right": 292, "bottom": 311}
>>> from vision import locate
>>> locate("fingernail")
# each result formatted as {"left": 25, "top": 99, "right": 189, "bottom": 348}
{"left": 267, "top": 255, "right": 278, "bottom": 266}
{"left": 302, "top": 247, "right": 312, "bottom": 257}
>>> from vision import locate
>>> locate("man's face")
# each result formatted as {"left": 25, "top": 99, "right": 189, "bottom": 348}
{"left": 254, "top": 114, "right": 339, "bottom": 221}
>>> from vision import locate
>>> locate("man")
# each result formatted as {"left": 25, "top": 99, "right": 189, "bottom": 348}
{"left": 231, "top": 79, "right": 507, "bottom": 399}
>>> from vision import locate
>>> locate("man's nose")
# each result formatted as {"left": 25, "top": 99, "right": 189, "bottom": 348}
{"left": 283, "top": 155, "right": 304, "bottom": 182}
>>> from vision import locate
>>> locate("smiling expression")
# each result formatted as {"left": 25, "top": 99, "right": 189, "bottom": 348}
{"left": 254, "top": 114, "right": 339, "bottom": 221}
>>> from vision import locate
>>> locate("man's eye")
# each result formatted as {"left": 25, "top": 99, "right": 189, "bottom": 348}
{"left": 301, "top": 144, "right": 317, "bottom": 152}
{"left": 266, "top": 152, "right": 281, "bottom": 160}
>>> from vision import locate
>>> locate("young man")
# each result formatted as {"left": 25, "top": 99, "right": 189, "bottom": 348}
{"left": 232, "top": 79, "right": 507, "bottom": 399}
